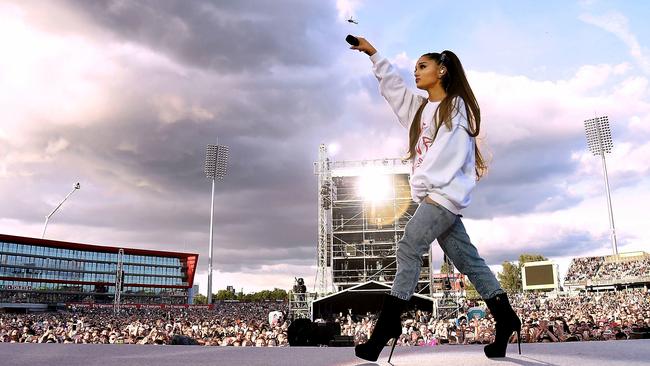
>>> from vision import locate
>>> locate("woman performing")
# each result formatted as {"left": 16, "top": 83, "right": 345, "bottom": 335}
{"left": 348, "top": 36, "right": 521, "bottom": 362}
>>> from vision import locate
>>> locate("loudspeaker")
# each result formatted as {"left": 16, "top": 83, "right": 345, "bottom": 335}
{"left": 329, "top": 335, "right": 355, "bottom": 347}
{"left": 629, "top": 328, "right": 650, "bottom": 339}
{"left": 288, "top": 318, "right": 315, "bottom": 346}
{"left": 313, "top": 321, "right": 341, "bottom": 346}
{"left": 171, "top": 335, "right": 199, "bottom": 345}
{"left": 287, "top": 319, "right": 341, "bottom": 346}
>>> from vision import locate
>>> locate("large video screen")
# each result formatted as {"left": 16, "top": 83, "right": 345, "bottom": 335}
{"left": 524, "top": 264, "right": 555, "bottom": 286}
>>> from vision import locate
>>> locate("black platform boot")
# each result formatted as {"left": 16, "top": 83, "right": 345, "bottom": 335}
{"left": 355, "top": 294, "right": 407, "bottom": 362}
{"left": 484, "top": 293, "right": 521, "bottom": 358}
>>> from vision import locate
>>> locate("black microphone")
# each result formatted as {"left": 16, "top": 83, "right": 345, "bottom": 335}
{"left": 345, "top": 34, "right": 359, "bottom": 46}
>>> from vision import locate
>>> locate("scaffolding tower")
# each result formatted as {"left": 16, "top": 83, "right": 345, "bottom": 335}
{"left": 288, "top": 291, "right": 318, "bottom": 320}
{"left": 431, "top": 257, "right": 466, "bottom": 319}
{"left": 313, "top": 144, "right": 334, "bottom": 296}
{"left": 315, "top": 147, "right": 433, "bottom": 296}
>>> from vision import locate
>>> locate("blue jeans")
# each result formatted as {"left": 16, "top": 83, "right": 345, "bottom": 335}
{"left": 391, "top": 201, "right": 504, "bottom": 300}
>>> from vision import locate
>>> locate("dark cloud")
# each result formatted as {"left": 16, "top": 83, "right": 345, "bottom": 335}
{"left": 62, "top": 0, "right": 339, "bottom": 73}
{"left": 213, "top": 246, "right": 315, "bottom": 273}
{"left": 24, "top": 96, "right": 323, "bottom": 251}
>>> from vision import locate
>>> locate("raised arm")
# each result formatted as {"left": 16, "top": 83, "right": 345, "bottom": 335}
{"left": 349, "top": 36, "right": 424, "bottom": 129}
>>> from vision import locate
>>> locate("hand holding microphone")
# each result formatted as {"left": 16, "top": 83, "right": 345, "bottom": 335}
{"left": 345, "top": 35, "right": 359, "bottom": 46}
{"left": 346, "top": 35, "right": 377, "bottom": 56}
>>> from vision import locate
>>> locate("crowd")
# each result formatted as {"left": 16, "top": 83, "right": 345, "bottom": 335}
{"left": 564, "top": 256, "right": 650, "bottom": 282}
{"left": 508, "top": 289, "right": 650, "bottom": 342}
{"left": 2, "top": 289, "right": 649, "bottom": 346}
{"left": 0, "top": 302, "right": 290, "bottom": 346}
{"left": 343, "top": 289, "right": 650, "bottom": 346}
{"left": 564, "top": 256, "right": 603, "bottom": 282}
{"left": 594, "top": 258, "right": 650, "bottom": 280}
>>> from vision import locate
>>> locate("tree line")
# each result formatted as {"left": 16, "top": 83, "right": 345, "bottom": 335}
{"left": 193, "top": 288, "right": 288, "bottom": 304}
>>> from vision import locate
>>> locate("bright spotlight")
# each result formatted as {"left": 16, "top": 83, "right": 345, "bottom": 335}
{"left": 357, "top": 174, "right": 392, "bottom": 202}
{"left": 328, "top": 142, "right": 340, "bottom": 156}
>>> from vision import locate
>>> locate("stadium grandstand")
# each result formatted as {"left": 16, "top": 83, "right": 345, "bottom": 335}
{"left": 0, "top": 233, "right": 198, "bottom": 311}
{"left": 564, "top": 251, "right": 650, "bottom": 290}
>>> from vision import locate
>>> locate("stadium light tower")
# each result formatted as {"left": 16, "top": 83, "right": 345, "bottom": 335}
{"left": 42, "top": 182, "right": 81, "bottom": 239}
{"left": 584, "top": 115, "right": 618, "bottom": 256}
{"left": 204, "top": 143, "right": 229, "bottom": 304}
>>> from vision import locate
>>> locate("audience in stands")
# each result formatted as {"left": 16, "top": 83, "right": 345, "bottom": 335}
{"left": 594, "top": 258, "right": 650, "bottom": 280}
{"left": 564, "top": 256, "right": 604, "bottom": 282}
{"left": 564, "top": 255, "right": 650, "bottom": 282}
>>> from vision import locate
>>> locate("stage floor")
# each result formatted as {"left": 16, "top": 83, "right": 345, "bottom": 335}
{"left": 1, "top": 340, "right": 649, "bottom": 366}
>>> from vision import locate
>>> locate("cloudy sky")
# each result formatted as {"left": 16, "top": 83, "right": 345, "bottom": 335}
{"left": 1, "top": 0, "right": 649, "bottom": 294}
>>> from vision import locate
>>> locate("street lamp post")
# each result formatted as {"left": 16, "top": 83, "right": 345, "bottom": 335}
{"left": 42, "top": 182, "right": 81, "bottom": 239}
{"left": 584, "top": 115, "right": 618, "bottom": 256}
{"left": 114, "top": 248, "right": 124, "bottom": 314}
{"left": 204, "top": 144, "right": 229, "bottom": 304}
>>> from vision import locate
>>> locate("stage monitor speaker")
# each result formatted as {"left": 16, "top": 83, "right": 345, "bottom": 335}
{"left": 170, "top": 335, "right": 199, "bottom": 345}
{"left": 313, "top": 321, "right": 341, "bottom": 346}
{"left": 329, "top": 335, "right": 354, "bottom": 347}
{"left": 288, "top": 319, "right": 341, "bottom": 346}
{"left": 288, "top": 318, "right": 315, "bottom": 346}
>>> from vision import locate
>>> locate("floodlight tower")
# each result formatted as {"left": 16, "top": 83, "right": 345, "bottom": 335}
{"left": 204, "top": 143, "right": 229, "bottom": 304}
{"left": 584, "top": 116, "right": 618, "bottom": 256}
{"left": 42, "top": 182, "right": 81, "bottom": 239}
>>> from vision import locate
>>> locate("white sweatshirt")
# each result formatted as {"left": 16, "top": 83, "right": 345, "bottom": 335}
{"left": 370, "top": 52, "right": 477, "bottom": 215}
